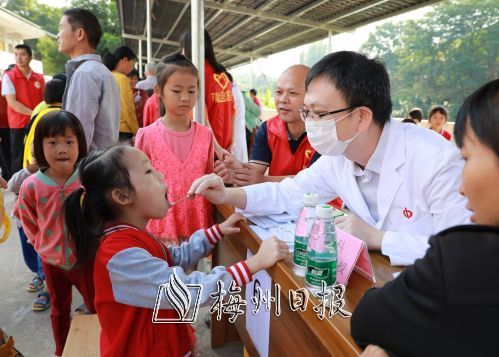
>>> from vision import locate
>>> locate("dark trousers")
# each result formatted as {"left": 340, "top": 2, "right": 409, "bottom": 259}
{"left": 0, "top": 128, "right": 11, "bottom": 179}
{"left": 10, "top": 128, "right": 26, "bottom": 175}
{"left": 42, "top": 260, "right": 96, "bottom": 356}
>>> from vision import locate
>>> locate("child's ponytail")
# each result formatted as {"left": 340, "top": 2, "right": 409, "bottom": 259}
{"left": 65, "top": 186, "right": 97, "bottom": 266}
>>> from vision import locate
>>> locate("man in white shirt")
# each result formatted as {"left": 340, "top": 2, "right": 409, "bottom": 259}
{"left": 58, "top": 8, "right": 120, "bottom": 150}
{"left": 189, "top": 51, "right": 471, "bottom": 266}
{"left": 135, "top": 62, "right": 157, "bottom": 94}
{"left": 1, "top": 44, "right": 44, "bottom": 174}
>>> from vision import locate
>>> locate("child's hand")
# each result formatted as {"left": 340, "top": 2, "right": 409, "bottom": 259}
{"left": 246, "top": 236, "right": 290, "bottom": 274}
{"left": 0, "top": 177, "right": 7, "bottom": 189}
{"left": 26, "top": 159, "right": 39, "bottom": 174}
{"left": 219, "top": 212, "right": 245, "bottom": 236}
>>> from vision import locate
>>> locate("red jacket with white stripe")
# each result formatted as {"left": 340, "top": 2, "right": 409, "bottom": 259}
{"left": 94, "top": 224, "right": 252, "bottom": 357}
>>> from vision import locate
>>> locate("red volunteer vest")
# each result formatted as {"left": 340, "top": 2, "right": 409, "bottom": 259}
{"left": 95, "top": 226, "right": 193, "bottom": 356}
{"left": 6, "top": 65, "right": 44, "bottom": 128}
{"left": 266, "top": 115, "right": 315, "bottom": 176}
{"left": 204, "top": 61, "right": 234, "bottom": 150}
{"left": 0, "top": 78, "right": 8, "bottom": 128}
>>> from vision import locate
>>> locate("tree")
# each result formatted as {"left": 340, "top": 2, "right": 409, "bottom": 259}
{"left": 1, "top": 0, "right": 122, "bottom": 75}
{"left": 361, "top": 0, "right": 499, "bottom": 120}
{"left": 36, "top": 36, "right": 67, "bottom": 75}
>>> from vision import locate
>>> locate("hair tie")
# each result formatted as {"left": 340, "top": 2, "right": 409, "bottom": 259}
{"left": 80, "top": 185, "right": 86, "bottom": 208}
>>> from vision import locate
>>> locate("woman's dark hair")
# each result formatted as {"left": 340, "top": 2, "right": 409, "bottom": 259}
{"left": 250, "top": 89, "right": 257, "bottom": 96}
{"left": 402, "top": 118, "right": 417, "bottom": 125}
{"left": 179, "top": 30, "right": 224, "bottom": 74}
{"left": 454, "top": 79, "right": 499, "bottom": 157}
{"left": 428, "top": 105, "right": 449, "bottom": 121}
{"left": 408, "top": 108, "right": 423, "bottom": 121}
{"left": 127, "top": 68, "right": 140, "bottom": 78}
{"left": 33, "top": 110, "right": 88, "bottom": 168}
{"left": 63, "top": 8, "right": 102, "bottom": 49}
{"left": 103, "top": 46, "right": 137, "bottom": 71}
{"left": 156, "top": 52, "right": 199, "bottom": 116}
{"left": 65, "top": 146, "right": 135, "bottom": 266}
{"left": 43, "top": 79, "right": 66, "bottom": 104}
{"left": 305, "top": 51, "right": 392, "bottom": 128}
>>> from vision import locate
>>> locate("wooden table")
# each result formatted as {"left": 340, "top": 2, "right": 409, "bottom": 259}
{"left": 62, "top": 315, "right": 100, "bottom": 357}
{"left": 212, "top": 204, "right": 403, "bottom": 356}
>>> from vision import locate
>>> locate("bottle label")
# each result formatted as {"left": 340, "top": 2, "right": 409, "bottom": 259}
{"left": 305, "top": 258, "right": 337, "bottom": 287}
{"left": 293, "top": 239, "right": 308, "bottom": 267}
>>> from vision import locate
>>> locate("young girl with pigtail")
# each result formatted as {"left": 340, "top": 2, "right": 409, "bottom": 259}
{"left": 64, "top": 145, "right": 289, "bottom": 356}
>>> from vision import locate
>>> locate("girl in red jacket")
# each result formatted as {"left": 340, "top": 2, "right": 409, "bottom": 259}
{"left": 64, "top": 145, "right": 289, "bottom": 356}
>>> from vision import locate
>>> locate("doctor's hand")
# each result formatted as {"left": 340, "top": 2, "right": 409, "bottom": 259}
{"left": 335, "top": 215, "right": 385, "bottom": 250}
{"left": 188, "top": 173, "right": 227, "bottom": 204}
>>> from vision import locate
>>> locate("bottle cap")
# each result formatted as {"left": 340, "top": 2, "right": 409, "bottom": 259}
{"left": 315, "top": 204, "right": 333, "bottom": 219}
{"left": 303, "top": 193, "right": 319, "bottom": 206}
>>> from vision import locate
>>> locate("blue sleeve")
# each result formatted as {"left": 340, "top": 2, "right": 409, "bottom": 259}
{"left": 249, "top": 122, "right": 272, "bottom": 165}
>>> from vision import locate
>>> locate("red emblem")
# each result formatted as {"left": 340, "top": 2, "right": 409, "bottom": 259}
{"left": 403, "top": 208, "right": 413, "bottom": 219}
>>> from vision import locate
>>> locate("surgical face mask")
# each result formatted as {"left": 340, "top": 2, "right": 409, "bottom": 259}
{"left": 305, "top": 108, "right": 360, "bottom": 156}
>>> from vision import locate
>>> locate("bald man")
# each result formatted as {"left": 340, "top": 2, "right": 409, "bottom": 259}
{"left": 215, "top": 65, "right": 320, "bottom": 186}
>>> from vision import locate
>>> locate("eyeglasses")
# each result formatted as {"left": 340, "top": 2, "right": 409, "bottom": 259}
{"left": 299, "top": 105, "right": 361, "bottom": 122}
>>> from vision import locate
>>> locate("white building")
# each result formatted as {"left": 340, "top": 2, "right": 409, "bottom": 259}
{"left": 0, "top": 7, "right": 49, "bottom": 73}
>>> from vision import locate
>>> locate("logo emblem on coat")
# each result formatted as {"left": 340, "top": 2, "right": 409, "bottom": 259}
{"left": 403, "top": 208, "right": 413, "bottom": 219}
{"left": 34, "top": 81, "right": 41, "bottom": 89}
{"left": 213, "top": 73, "right": 230, "bottom": 90}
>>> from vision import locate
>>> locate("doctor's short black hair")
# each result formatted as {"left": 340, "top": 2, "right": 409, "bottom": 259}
{"left": 454, "top": 79, "right": 499, "bottom": 157}
{"left": 305, "top": 51, "right": 392, "bottom": 128}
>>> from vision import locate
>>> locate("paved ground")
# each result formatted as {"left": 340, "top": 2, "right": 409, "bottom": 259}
{"left": 0, "top": 191, "right": 242, "bottom": 356}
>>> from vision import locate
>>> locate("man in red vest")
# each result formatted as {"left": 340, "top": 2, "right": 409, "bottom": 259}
{"left": 215, "top": 65, "right": 319, "bottom": 185}
{"left": 1, "top": 44, "right": 44, "bottom": 174}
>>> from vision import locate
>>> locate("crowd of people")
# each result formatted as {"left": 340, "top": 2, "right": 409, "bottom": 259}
{"left": 0, "top": 6, "right": 497, "bottom": 357}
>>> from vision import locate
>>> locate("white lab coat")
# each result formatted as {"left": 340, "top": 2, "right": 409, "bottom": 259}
{"left": 231, "top": 83, "right": 248, "bottom": 163}
{"left": 242, "top": 119, "right": 471, "bottom": 266}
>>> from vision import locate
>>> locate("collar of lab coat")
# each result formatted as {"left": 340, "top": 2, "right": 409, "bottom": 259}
{"left": 344, "top": 119, "right": 405, "bottom": 228}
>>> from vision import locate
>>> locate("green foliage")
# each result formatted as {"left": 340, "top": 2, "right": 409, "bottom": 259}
{"left": 1, "top": 0, "right": 122, "bottom": 75}
{"left": 361, "top": 0, "right": 499, "bottom": 120}
{"left": 35, "top": 36, "right": 67, "bottom": 75}
{"left": 262, "top": 88, "right": 276, "bottom": 109}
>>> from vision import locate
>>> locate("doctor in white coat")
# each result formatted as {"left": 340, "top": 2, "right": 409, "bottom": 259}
{"left": 189, "top": 51, "right": 471, "bottom": 266}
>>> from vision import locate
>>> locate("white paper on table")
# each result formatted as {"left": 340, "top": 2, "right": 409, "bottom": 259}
{"left": 245, "top": 250, "right": 271, "bottom": 357}
{"left": 249, "top": 223, "right": 295, "bottom": 252}
{"left": 240, "top": 211, "right": 297, "bottom": 229}
{"left": 246, "top": 215, "right": 277, "bottom": 229}
{"left": 267, "top": 212, "right": 298, "bottom": 223}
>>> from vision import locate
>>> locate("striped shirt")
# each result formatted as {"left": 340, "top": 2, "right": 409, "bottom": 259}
{"left": 352, "top": 121, "right": 391, "bottom": 223}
